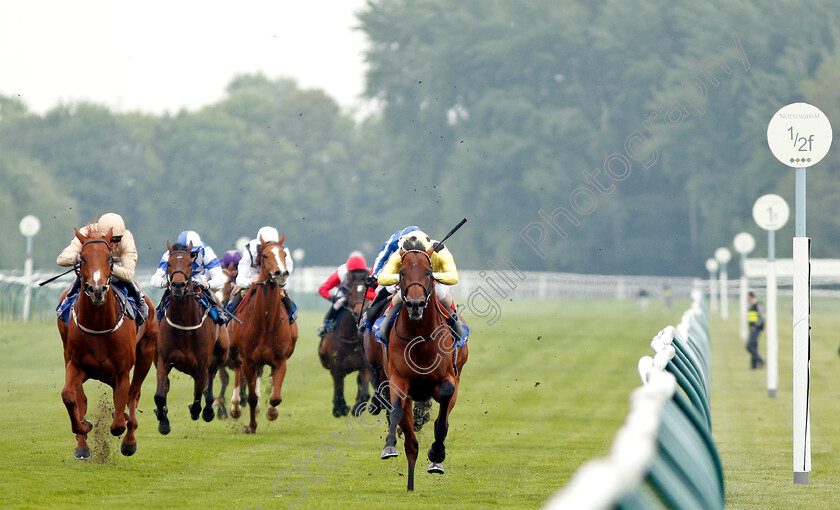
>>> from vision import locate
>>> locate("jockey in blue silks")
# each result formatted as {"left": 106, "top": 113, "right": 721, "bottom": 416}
{"left": 149, "top": 230, "right": 229, "bottom": 324}
{"left": 360, "top": 226, "right": 420, "bottom": 330}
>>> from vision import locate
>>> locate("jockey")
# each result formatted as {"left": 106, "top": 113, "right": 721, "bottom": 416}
{"left": 316, "top": 254, "right": 376, "bottom": 337}
{"left": 227, "top": 226, "right": 298, "bottom": 323}
{"left": 362, "top": 226, "right": 420, "bottom": 327}
{"left": 376, "top": 229, "right": 463, "bottom": 341}
{"left": 149, "top": 230, "right": 229, "bottom": 324}
{"left": 56, "top": 212, "right": 149, "bottom": 325}
{"left": 220, "top": 250, "right": 242, "bottom": 303}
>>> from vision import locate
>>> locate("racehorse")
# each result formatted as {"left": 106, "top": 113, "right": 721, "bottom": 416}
{"left": 153, "top": 242, "right": 229, "bottom": 434}
{"left": 378, "top": 241, "right": 469, "bottom": 491}
{"left": 57, "top": 228, "right": 157, "bottom": 459}
{"left": 318, "top": 269, "right": 371, "bottom": 417}
{"left": 228, "top": 234, "right": 298, "bottom": 433}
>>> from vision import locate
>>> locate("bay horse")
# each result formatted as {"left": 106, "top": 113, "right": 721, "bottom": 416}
{"left": 229, "top": 234, "right": 298, "bottom": 433}
{"left": 379, "top": 242, "right": 468, "bottom": 491}
{"left": 319, "top": 270, "right": 371, "bottom": 417}
{"left": 57, "top": 227, "right": 157, "bottom": 459}
{"left": 153, "top": 242, "right": 229, "bottom": 434}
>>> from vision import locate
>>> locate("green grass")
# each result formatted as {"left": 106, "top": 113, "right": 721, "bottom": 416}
{"left": 709, "top": 297, "right": 840, "bottom": 509}
{"left": 0, "top": 300, "right": 682, "bottom": 510}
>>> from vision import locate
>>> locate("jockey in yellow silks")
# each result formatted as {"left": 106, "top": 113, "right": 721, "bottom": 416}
{"left": 376, "top": 230, "right": 464, "bottom": 341}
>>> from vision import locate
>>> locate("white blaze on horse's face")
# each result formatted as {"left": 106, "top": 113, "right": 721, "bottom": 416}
{"left": 269, "top": 246, "right": 288, "bottom": 286}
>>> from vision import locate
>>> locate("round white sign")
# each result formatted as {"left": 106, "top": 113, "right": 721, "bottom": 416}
{"left": 235, "top": 236, "right": 250, "bottom": 252}
{"left": 715, "top": 247, "right": 732, "bottom": 264}
{"left": 705, "top": 258, "right": 719, "bottom": 272}
{"left": 767, "top": 103, "right": 832, "bottom": 168}
{"left": 752, "top": 194, "right": 790, "bottom": 231}
{"left": 733, "top": 232, "right": 755, "bottom": 254}
{"left": 292, "top": 248, "right": 306, "bottom": 262}
{"left": 19, "top": 215, "right": 41, "bottom": 236}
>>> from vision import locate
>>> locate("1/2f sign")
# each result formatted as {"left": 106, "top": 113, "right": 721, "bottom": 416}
{"left": 768, "top": 103, "right": 832, "bottom": 167}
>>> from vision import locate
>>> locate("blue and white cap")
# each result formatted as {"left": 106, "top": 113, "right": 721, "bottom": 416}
{"left": 177, "top": 230, "right": 202, "bottom": 251}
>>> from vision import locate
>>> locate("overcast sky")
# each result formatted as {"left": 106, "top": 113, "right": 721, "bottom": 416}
{"left": 0, "top": 1, "right": 370, "bottom": 115}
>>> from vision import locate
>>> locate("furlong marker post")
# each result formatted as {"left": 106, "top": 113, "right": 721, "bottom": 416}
{"left": 767, "top": 102, "right": 832, "bottom": 485}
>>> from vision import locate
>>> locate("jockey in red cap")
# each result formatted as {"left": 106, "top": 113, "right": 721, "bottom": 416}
{"left": 316, "top": 254, "right": 375, "bottom": 337}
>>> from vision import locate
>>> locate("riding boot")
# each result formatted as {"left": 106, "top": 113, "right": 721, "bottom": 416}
{"left": 156, "top": 288, "right": 171, "bottom": 321}
{"left": 317, "top": 305, "right": 339, "bottom": 337}
{"left": 281, "top": 292, "right": 298, "bottom": 324}
{"left": 365, "top": 288, "right": 392, "bottom": 327}
{"left": 57, "top": 277, "right": 83, "bottom": 320}
{"left": 379, "top": 301, "right": 402, "bottom": 342}
{"left": 227, "top": 289, "right": 245, "bottom": 314}
{"left": 200, "top": 285, "right": 227, "bottom": 324}
{"left": 127, "top": 280, "right": 148, "bottom": 325}
{"left": 449, "top": 313, "right": 465, "bottom": 344}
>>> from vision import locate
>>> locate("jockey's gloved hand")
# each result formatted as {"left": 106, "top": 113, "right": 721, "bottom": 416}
{"left": 365, "top": 275, "right": 378, "bottom": 288}
{"left": 329, "top": 295, "right": 339, "bottom": 303}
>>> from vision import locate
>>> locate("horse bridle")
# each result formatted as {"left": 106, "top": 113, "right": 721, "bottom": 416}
{"left": 399, "top": 249, "right": 435, "bottom": 311}
{"left": 334, "top": 281, "right": 367, "bottom": 344}
{"left": 76, "top": 239, "right": 115, "bottom": 298}
{"left": 254, "top": 241, "right": 288, "bottom": 287}
{"left": 166, "top": 248, "right": 196, "bottom": 296}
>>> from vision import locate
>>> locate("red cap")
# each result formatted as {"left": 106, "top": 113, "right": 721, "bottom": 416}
{"left": 346, "top": 255, "right": 367, "bottom": 271}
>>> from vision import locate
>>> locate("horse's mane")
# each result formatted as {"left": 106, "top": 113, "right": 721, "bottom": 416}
{"left": 170, "top": 243, "right": 189, "bottom": 254}
{"left": 401, "top": 238, "right": 428, "bottom": 253}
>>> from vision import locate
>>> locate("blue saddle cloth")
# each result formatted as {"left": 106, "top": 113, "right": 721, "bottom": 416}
{"left": 56, "top": 283, "right": 137, "bottom": 323}
{"left": 373, "top": 308, "right": 469, "bottom": 348}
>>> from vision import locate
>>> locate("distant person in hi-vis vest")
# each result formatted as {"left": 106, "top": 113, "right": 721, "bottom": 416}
{"left": 746, "top": 292, "right": 766, "bottom": 369}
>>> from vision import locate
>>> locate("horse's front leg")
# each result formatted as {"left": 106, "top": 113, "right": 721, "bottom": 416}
{"left": 267, "top": 360, "right": 287, "bottom": 421}
{"left": 381, "top": 375, "right": 410, "bottom": 459}
{"left": 427, "top": 377, "right": 459, "bottom": 474}
{"left": 189, "top": 366, "right": 209, "bottom": 421}
{"left": 242, "top": 360, "right": 259, "bottom": 433}
{"left": 73, "top": 381, "right": 91, "bottom": 460}
{"left": 353, "top": 367, "right": 372, "bottom": 416}
{"left": 203, "top": 364, "right": 218, "bottom": 422}
{"left": 331, "top": 367, "right": 349, "bottom": 418}
{"left": 398, "top": 397, "right": 418, "bottom": 491}
{"left": 230, "top": 364, "right": 243, "bottom": 419}
{"left": 110, "top": 370, "right": 130, "bottom": 438}
{"left": 154, "top": 354, "right": 173, "bottom": 435}
{"left": 215, "top": 365, "right": 229, "bottom": 419}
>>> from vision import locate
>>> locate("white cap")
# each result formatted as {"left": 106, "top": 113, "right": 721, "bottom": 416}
{"left": 257, "top": 226, "right": 280, "bottom": 243}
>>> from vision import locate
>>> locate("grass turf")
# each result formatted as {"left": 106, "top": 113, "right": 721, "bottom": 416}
{"left": 0, "top": 299, "right": 680, "bottom": 509}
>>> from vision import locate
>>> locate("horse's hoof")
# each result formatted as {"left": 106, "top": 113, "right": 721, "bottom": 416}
{"left": 75, "top": 419, "right": 93, "bottom": 435}
{"left": 74, "top": 447, "right": 91, "bottom": 460}
{"left": 158, "top": 421, "right": 171, "bottom": 435}
{"left": 121, "top": 441, "right": 137, "bottom": 456}
{"left": 230, "top": 406, "right": 241, "bottom": 419}
{"left": 332, "top": 405, "right": 349, "bottom": 418}
{"left": 110, "top": 425, "right": 126, "bottom": 437}
{"left": 427, "top": 462, "right": 444, "bottom": 474}
{"left": 381, "top": 446, "right": 399, "bottom": 459}
{"left": 266, "top": 406, "right": 279, "bottom": 421}
{"left": 202, "top": 406, "right": 215, "bottom": 422}
{"left": 217, "top": 406, "right": 228, "bottom": 420}
{"left": 368, "top": 402, "right": 382, "bottom": 416}
{"left": 190, "top": 407, "right": 201, "bottom": 421}
{"left": 244, "top": 426, "right": 256, "bottom": 434}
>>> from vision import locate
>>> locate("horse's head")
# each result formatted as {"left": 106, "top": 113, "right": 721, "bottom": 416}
{"left": 257, "top": 233, "right": 289, "bottom": 287}
{"left": 167, "top": 242, "right": 195, "bottom": 299}
{"left": 344, "top": 269, "right": 370, "bottom": 321}
{"left": 75, "top": 227, "right": 114, "bottom": 306}
{"left": 399, "top": 242, "right": 435, "bottom": 321}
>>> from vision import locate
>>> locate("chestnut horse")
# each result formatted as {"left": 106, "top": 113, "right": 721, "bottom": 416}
{"left": 319, "top": 269, "right": 371, "bottom": 417}
{"left": 229, "top": 234, "right": 298, "bottom": 433}
{"left": 378, "top": 242, "right": 468, "bottom": 491}
{"left": 58, "top": 228, "right": 157, "bottom": 459}
{"left": 153, "top": 242, "right": 229, "bottom": 434}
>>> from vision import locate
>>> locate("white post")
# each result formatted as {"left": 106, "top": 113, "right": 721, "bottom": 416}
{"left": 792, "top": 168, "right": 811, "bottom": 485}
{"left": 767, "top": 231, "right": 778, "bottom": 398}
{"left": 734, "top": 233, "right": 755, "bottom": 340}
{"left": 715, "top": 248, "right": 732, "bottom": 320}
{"left": 18, "top": 215, "right": 40, "bottom": 323}
{"left": 706, "top": 259, "right": 719, "bottom": 313}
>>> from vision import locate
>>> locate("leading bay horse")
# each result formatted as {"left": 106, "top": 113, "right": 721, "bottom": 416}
{"left": 229, "top": 234, "right": 298, "bottom": 433}
{"left": 318, "top": 269, "right": 371, "bottom": 417}
{"left": 379, "top": 241, "right": 468, "bottom": 491}
{"left": 58, "top": 228, "right": 158, "bottom": 459}
{"left": 153, "top": 242, "right": 230, "bottom": 434}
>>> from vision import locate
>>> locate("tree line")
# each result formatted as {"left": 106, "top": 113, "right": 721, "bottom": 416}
{"left": 2, "top": 0, "right": 839, "bottom": 276}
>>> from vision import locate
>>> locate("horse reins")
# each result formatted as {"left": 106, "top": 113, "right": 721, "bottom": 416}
{"left": 72, "top": 238, "right": 125, "bottom": 335}
{"left": 165, "top": 250, "right": 211, "bottom": 331}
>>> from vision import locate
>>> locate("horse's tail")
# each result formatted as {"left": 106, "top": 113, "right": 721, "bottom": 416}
{"left": 413, "top": 400, "right": 432, "bottom": 432}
